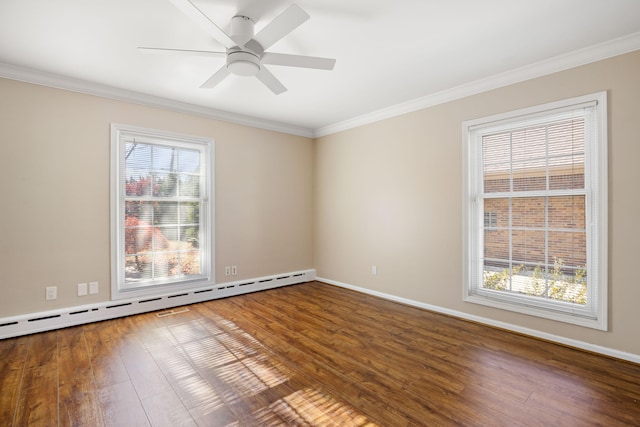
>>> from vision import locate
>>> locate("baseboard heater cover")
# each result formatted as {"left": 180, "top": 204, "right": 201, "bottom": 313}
{"left": 0, "top": 269, "right": 315, "bottom": 340}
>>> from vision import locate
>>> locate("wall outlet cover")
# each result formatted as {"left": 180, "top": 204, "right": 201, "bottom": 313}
{"left": 78, "top": 283, "right": 88, "bottom": 296}
{"left": 89, "top": 281, "right": 99, "bottom": 295}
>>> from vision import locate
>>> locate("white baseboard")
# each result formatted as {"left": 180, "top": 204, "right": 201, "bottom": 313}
{"left": 317, "top": 276, "right": 640, "bottom": 365}
{"left": 0, "top": 269, "right": 315, "bottom": 340}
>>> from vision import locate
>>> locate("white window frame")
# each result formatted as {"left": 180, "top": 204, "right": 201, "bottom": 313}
{"left": 462, "top": 92, "right": 607, "bottom": 330}
{"left": 110, "top": 123, "right": 215, "bottom": 300}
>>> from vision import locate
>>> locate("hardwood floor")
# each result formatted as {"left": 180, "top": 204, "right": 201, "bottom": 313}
{"left": 1, "top": 281, "right": 639, "bottom": 426}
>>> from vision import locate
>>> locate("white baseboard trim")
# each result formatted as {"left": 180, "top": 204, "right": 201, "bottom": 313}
{"left": 317, "top": 276, "right": 640, "bottom": 365}
{"left": 0, "top": 269, "right": 315, "bottom": 340}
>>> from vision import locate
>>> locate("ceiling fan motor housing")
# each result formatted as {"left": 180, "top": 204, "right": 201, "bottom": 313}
{"left": 230, "top": 15, "right": 254, "bottom": 45}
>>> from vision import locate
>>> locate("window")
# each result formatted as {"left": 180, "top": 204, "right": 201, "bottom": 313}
{"left": 462, "top": 92, "right": 607, "bottom": 330}
{"left": 111, "top": 124, "right": 214, "bottom": 299}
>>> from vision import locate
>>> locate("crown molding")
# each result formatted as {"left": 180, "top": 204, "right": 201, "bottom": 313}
{"left": 0, "top": 62, "right": 314, "bottom": 138}
{"left": 2, "top": 31, "right": 639, "bottom": 140}
{"left": 313, "top": 31, "right": 640, "bottom": 138}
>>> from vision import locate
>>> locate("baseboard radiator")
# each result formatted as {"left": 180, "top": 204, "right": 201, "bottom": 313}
{"left": 0, "top": 269, "right": 315, "bottom": 340}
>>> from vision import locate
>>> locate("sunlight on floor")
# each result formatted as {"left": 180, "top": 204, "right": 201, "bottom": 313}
{"left": 256, "top": 388, "right": 379, "bottom": 426}
{"left": 213, "top": 354, "right": 289, "bottom": 397}
{"left": 133, "top": 311, "right": 380, "bottom": 425}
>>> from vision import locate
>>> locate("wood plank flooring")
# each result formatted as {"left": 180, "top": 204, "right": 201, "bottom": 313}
{"left": 1, "top": 281, "right": 639, "bottom": 426}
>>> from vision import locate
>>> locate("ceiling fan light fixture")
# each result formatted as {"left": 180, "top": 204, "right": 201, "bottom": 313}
{"left": 227, "top": 51, "right": 260, "bottom": 76}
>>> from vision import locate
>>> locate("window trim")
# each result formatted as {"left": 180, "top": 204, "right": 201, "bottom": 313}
{"left": 462, "top": 92, "right": 607, "bottom": 330}
{"left": 110, "top": 123, "right": 215, "bottom": 300}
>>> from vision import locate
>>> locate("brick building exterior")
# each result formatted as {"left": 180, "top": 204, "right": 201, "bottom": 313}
{"left": 483, "top": 168, "right": 586, "bottom": 270}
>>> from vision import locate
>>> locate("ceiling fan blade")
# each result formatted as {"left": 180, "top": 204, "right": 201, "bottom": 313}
{"left": 250, "top": 4, "right": 309, "bottom": 52}
{"left": 138, "top": 47, "right": 226, "bottom": 58}
{"left": 200, "top": 66, "right": 230, "bottom": 89}
{"left": 168, "top": 0, "right": 237, "bottom": 49}
{"left": 261, "top": 52, "right": 335, "bottom": 70}
{"left": 256, "top": 67, "right": 287, "bottom": 94}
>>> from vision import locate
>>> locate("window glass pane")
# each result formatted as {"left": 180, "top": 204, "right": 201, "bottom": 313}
{"left": 484, "top": 229, "right": 509, "bottom": 262}
{"left": 482, "top": 132, "right": 511, "bottom": 194}
{"left": 125, "top": 175, "right": 152, "bottom": 196}
{"left": 178, "top": 225, "right": 198, "bottom": 243}
{"left": 484, "top": 199, "right": 508, "bottom": 228}
{"left": 178, "top": 249, "right": 201, "bottom": 276}
{"left": 548, "top": 119, "right": 584, "bottom": 156}
{"left": 125, "top": 255, "right": 152, "bottom": 282}
{"left": 483, "top": 166, "right": 510, "bottom": 193}
{"left": 152, "top": 252, "right": 171, "bottom": 279}
{"left": 511, "top": 166, "right": 546, "bottom": 191}
{"left": 178, "top": 149, "right": 201, "bottom": 173}
{"left": 153, "top": 226, "right": 175, "bottom": 251}
{"left": 536, "top": 258, "right": 588, "bottom": 305}
{"left": 125, "top": 143, "right": 152, "bottom": 169}
{"left": 155, "top": 173, "right": 178, "bottom": 197}
{"left": 511, "top": 126, "right": 546, "bottom": 164}
{"left": 152, "top": 145, "right": 175, "bottom": 173}
{"left": 179, "top": 202, "right": 200, "bottom": 224}
{"left": 179, "top": 173, "right": 200, "bottom": 197}
{"left": 548, "top": 118, "right": 584, "bottom": 190}
{"left": 511, "top": 229, "right": 546, "bottom": 266}
{"left": 125, "top": 200, "right": 153, "bottom": 222}
{"left": 125, "top": 215, "right": 160, "bottom": 255}
{"left": 483, "top": 262, "right": 517, "bottom": 291}
{"left": 482, "top": 132, "right": 510, "bottom": 160}
{"left": 484, "top": 211, "right": 497, "bottom": 228}
{"left": 547, "top": 196, "right": 585, "bottom": 229}
{"left": 549, "top": 169, "right": 584, "bottom": 190}
{"left": 154, "top": 202, "right": 178, "bottom": 225}
{"left": 548, "top": 154, "right": 584, "bottom": 190}
{"left": 512, "top": 197, "right": 544, "bottom": 228}
{"left": 548, "top": 230, "right": 586, "bottom": 268}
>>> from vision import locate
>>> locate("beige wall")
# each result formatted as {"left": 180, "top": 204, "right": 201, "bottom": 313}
{"left": 2, "top": 50, "right": 639, "bottom": 357}
{"left": 0, "top": 79, "right": 314, "bottom": 317}
{"left": 315, "top": 50, "right": 640, "bottom": 356}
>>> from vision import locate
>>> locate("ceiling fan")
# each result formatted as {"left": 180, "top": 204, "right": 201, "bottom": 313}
{"left": 139, "top": 0, "right": 336, "bottom": 94}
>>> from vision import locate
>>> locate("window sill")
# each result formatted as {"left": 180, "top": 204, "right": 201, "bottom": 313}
{"left": 464, "top": 292, "right": 607, "bottom": 331}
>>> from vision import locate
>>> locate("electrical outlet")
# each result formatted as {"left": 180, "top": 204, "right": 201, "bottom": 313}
{"left": 225, "top": 266, "right": 231, "bottom": 276}
{"left": 89, "top": 281, "right": 99, "bottom": 295}
{"left": 372, "top": 265, "right": 377, "bottom": 275}
{"left": 77, "top": 283, "right": 88, "bottom": 296}
{"left": 46, "top": 286, "right": 57, "bottom": 301}
{"left": 231, "top": 266, "right": 237, "bottom": 275}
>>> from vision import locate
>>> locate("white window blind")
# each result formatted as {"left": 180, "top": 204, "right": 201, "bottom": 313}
{"left": 462, "top": 93, "right": 607, "bottom": 330}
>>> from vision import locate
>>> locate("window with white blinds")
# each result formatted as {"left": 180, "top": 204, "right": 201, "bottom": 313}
{"left": 462, "top": 93, "right": 607, "bottom": 330}
{"left": 110, "top": 124, "right": 214, "bottom": 299}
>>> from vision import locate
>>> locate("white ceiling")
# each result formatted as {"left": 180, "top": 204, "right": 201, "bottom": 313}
{"left": 1, "top": 0, "right": 640, "bottom": 137}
